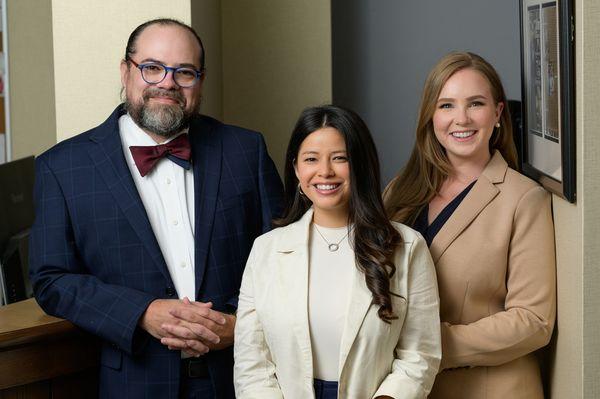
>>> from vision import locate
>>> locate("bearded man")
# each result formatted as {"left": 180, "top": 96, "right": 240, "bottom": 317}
{"left": 29, "top": 18, "right": 283, "bottom": 399}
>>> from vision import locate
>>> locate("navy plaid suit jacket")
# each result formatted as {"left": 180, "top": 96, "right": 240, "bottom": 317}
{"left": 29, "top": 105, "right": 283, "bottom": 398}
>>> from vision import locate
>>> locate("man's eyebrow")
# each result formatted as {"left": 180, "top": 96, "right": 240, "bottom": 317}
{"left": 139, "top": 58, "right": 200, "bottom": 70}
{"left": 139, "top": 58, "right": 163, "bottom": 64}
{"left": 177, "top": 62, "right": 201, "bottom": 70}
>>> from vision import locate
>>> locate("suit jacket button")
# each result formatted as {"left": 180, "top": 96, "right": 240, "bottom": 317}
{"left": 165, "top": 287, "right": 176, "bottom": 297}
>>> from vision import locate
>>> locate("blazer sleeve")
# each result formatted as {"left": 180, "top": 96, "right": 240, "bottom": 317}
{"left": 234, "top": 241, "right": 284, "bottom": 399}
{"left": 29, "top": 156, "right": 156, "bottom": 355}
{"left": 374, "top": 235, "right": 442, "bottom": 399}
{"left": 224, "top": 133, "right": 283, "bottom": 311}
{"left": 440, "top": 186, "right": 556, "bottom": 369}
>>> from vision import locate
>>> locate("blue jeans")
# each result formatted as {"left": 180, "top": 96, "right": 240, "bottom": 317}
{"left": 313, "top": 379, "right": 338, "bottom": 399}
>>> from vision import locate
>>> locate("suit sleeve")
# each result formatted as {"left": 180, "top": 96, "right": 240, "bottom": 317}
{"left": 256, "top": 133, "right": 284, "bottom": 233}
{"left": 440, "top": 186, "right": 556, "bottom": 369}
{"left": 225, "top": 133, "right": 283, "bottom": 311}
{"left": 375, "top": 235, "right": 442, "bottom": 398}
{"left": 29, "top": 156, "right": 156, "bottom": 355}
{"left": 234, "top": 241, "right": 284, "bottom": 399}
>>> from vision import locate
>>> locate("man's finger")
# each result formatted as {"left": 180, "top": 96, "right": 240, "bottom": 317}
{"left": 182, "top": 349, "right": 203, "bottom": 358}
{"left": 161, "top": 337, "right": 209, "bottom": 356}
{"left": 161, "top": 336, "right": 187, "bottom": 349}
{"left": 191, "top": 300, "right": 213, "bottom": 308}
{"left": 169, "top": 305, "right": 226, "bottom": 325}
{"left": 182, "top": 297, "right": 213, "bottom": 309}
{"left": 139, "top": 299, "right": 184, "bottom": 340}
{"left": 162, "top": 322, "right": 220, "bottom": 344}
{"left": 185, "top": 339, "right": 210, "bottom": 355}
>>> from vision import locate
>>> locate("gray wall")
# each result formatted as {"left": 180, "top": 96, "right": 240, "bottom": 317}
{"left": 332, "top": 0, "right": 521, "bottom": 184}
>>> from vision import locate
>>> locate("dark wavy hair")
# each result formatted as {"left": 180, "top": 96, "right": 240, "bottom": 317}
{"left": 124, "top": 18, "right": 206, "bottom": 71}
{"left": 276, "top": 105, "right": 403, "bottom": 322}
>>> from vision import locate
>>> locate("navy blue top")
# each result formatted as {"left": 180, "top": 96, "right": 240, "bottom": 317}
{"left": 413, "top": 180, "right": 477, "bottom": 247}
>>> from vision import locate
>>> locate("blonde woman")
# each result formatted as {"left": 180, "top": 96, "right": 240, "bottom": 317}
{"left": 384, "top": 52, "right": 556, "bottom": 399}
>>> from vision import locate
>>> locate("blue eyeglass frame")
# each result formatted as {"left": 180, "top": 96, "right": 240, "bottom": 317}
{"left": 128, "top": 58, "right": 203, "bottom": 87}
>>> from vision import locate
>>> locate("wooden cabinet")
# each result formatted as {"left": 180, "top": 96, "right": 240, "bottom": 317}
{"left": 0, "top": 299, "right": 99, "bottom": 398}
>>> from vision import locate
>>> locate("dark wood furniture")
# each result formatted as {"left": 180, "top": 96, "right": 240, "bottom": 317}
{"left": 0, "top": 298, "right": 99, "bottom": 398}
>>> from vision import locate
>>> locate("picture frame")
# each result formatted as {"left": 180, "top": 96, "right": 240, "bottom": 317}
{"left": 519, "top": 0, "right": 575, "bottom": 202}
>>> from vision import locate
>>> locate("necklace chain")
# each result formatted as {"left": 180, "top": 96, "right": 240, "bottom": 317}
{"left": 313, "top": 224, "right": 351, "bottom": 252}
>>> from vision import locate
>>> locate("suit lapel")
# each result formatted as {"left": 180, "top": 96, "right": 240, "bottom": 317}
{"left": 275, "top": 209, "right": 314, "bottom": 376}
{"left": 338, "top": 261, "right": 372, "bottom": 376}
{"left": 430, "top": 151, "right": 508, "bottom": 263}
{"left": 189, "top": 117, "right": 223, "bottom": 298}
{"left": 86, "top": 106, "right": 172, "bottom": 283}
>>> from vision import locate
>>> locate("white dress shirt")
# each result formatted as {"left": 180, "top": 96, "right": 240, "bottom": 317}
{"left": 119, "top": 114, "right": 196, "bottom": 301}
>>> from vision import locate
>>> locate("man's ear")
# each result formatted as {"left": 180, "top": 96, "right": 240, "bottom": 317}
{"left": 120, "top": 60, "right": 129, "bottom": 88}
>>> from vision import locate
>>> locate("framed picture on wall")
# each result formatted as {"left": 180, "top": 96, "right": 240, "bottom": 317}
{"left": 519, "top": 0, "right": 575, "bottom": 202}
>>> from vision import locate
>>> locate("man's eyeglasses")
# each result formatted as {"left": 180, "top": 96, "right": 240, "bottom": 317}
{"left": 128, "top": 59, "right": 203, "bottom": 88}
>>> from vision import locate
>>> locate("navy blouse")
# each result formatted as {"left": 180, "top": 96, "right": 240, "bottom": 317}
{"left": 413, "top": 181, "right": 477, "bottom": 247}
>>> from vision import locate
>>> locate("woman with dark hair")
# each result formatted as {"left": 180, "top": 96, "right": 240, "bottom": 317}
{"left": 234, "top": 105, "right": 441, "bottom": 398}
{"left": 384, "top": 52, "right": 556, "bottom": 399}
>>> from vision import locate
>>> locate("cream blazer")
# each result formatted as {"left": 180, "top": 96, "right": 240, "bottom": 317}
{"left": 234, "top": 209, "right": 441, "bottom": 399}
{"left": 427, "top": 152, "right": 556, "bottom": 399}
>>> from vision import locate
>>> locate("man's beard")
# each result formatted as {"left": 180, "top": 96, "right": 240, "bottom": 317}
{"left": 125, "top": 87, "right": 196, "bottom": 138}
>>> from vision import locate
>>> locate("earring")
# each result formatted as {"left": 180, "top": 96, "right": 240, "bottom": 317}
{"left": 495, "top": 122, "right": 501, "bottom": 128}
{"left": 298, "top": 183, "right": 305, "bottom": 196}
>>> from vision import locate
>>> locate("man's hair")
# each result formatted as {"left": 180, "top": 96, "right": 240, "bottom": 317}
{"left": 124, "top": 18, "right": 206, "bottom": 71}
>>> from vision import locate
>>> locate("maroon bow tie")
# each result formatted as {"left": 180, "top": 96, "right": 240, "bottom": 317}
{"left": 129, "top": 134, "right": 192, "bottom": 177}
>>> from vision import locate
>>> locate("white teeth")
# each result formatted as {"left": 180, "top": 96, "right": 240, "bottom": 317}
{"left": 316, "top": 184, "right": 339, "bottom": 190}
{"left": 451, "top": 130, "right": 475, "bottom": 138}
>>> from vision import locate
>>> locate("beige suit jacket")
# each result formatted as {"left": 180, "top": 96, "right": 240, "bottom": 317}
{"left": 428, "top": 151, "right": 556, "bottom": 399}
{"left": 234, "top": 209, "right": 441, "bottom": 399}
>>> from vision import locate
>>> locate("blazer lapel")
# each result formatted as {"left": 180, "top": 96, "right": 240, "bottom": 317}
{"left": 430, "top": 151, "right": 508, "bottom": 263}
{"left": 86, "top": 106, "right": 172, "bottom": 283}
{"left": 274, "top": 209, "right": 376, "bottom": 378}
{"left": 275, "top": 209, "right": 314, "bottom": 376}
{"left": 338, "top": 261, "right": 372, "bottom": 376}
{"left": 189, "top": 117, "right": 223, "bottom": 298}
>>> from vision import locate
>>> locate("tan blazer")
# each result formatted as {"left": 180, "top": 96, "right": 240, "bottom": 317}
{"left": 234, "top": 209, "right": 441, "bottom": 399}
{"left": 427, "top": 151, "right": 556, "bottom": 399}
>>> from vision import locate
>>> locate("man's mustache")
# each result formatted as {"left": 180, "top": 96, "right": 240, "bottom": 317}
{"left": 142, "top": 88, "right": 185, "bottom": 107}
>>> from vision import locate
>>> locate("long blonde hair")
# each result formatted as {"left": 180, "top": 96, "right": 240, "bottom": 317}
{"left": 384, "top": 52, "right": 518, "bottom": 225}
